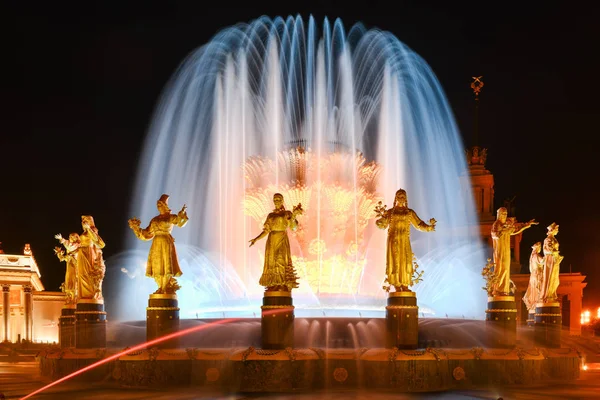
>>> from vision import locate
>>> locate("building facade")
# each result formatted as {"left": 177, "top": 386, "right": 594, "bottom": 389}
{"left": 0, "top": 245, "right": 64, "bottom": 343}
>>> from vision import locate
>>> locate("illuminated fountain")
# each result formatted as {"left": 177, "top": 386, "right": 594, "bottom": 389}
{"left": 33, "top": 15, "right": 581, "bottom": 397}
{"left": 109, "top": 14, "right": 488, "bottom": 321}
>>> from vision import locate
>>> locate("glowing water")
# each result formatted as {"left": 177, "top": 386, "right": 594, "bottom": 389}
{"left": 113, "top": 15, "right": 487, "bottom": 321}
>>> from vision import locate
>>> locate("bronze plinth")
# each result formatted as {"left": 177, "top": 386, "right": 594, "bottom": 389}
{"left": 75, "top": 300, "right": 106, "bottom": 348}
{"left": 59, "top": 305, "right": 76, "bottom": 348}
{"left": 261, "top": 291, "right": 294, "bottom": 349}
{"left": 534, "top": 302, "right": 561, "bottom": 348}
{"left": 485, "top": 295, "right": 517, "bottom": 348}
{"left": 146, "top": 293, "right": 180, "bottom": 348}
{"left": 385, "top": 291, "right": 418, "bottom": 349}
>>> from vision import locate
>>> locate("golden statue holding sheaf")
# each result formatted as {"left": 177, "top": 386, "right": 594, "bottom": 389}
{"left": 491, "top": 207, "right": 537, "bottom": 296}
{"left": 76, "top": 215, "right": 106, "bottom": 301}
{"left": 375, "top": 189, "right": 436, "bottom": 292}
{"left": 249, "top": 193, "right": 303, "bottom": 291}
{"left": 54, "top": 232, "right": 80, "bottom": 304}
{"left": 129, "top": 194, "right": 189, "bottom": 295}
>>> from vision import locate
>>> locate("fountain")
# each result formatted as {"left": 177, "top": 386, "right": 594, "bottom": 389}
{"left": 35, "top": 15, "right": 581, "bottom": 396}
{"left": 110, "top": 13, "right": 488, "bottom": 322}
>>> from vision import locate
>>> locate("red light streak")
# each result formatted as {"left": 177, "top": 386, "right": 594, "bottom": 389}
{"left": 21, "top": 316, "right": 247, "bottom": 399}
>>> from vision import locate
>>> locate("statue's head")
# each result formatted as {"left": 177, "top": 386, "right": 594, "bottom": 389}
{"left": 496, "top": 207, "right": 508, "bottom": 222}
{"left": 81, "top": 215, "right": 95, "bottom": 229}
{"left": 69, "top": 233, "right": 80, "bottom": 243}
{"left": 157, "top": 194, "right": 171, "bottom": 214}
{"left": 394, "top": 189, "right": 407, "bottom": 207}
{"left": 547, "top": 222, "right": 559, "bottom": 235}
{"left": 273, "top": 193, "right": 284, "bottom": 210}
{"left": 532, "top": 241, "right": 541, "bottom": 250}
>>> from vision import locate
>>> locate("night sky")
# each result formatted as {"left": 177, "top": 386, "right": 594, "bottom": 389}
{"left": 3, "top": 3, "right": 599, "bottom": 307}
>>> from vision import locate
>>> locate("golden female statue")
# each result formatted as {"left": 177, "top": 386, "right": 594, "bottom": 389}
{"left": 249, "top": 193, "right": 303, "bottom": 291}
{"left": 375, "top": 189, "right": 436, "bottom": 292}
{"left": 76, "top": 215, "right": 106, "bottom": 300}
{"left": 540, "top": 222, "right": 563, "bottom": 302}
{"left": 491, "top": 207, "right": 537, "bottom": 296}
{"left": 54, "top": 233, "right": 80, "bottom": 304}
{"left": 128, "top": 194, "right": 189, "bottom": 294}
{"left": 523, "top": 241, "right": 544, "bottom": 312}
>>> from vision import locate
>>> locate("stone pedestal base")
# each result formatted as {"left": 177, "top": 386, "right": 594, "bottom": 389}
{"left": 485, "top": 295, "right": 517, "bottom": 348}
{"left": 75, "top": 300, "right": 106, "bottom": 348}
{"left": 59, "top": 306, "right": 76, "bottom": 348}
{"left": 147, "top": 294, "right": 180, "bottom": 348}
{"left": 527, "top": 311, "right": 535, "bottom": 327}
{"left": 534, "top": 302, "right": 561, "bottom": 348}
{"left": 261, "top": 291, "right": 294, "bottom": 349}
{"left": 385, "top": 291, "right": 418, "bottom": 349}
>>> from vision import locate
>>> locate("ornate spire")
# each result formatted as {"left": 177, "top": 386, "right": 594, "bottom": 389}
{"left": 466, "top": 76, "right": 487, "bottom": 168}
{"left": 471, "top": 76, "right": 484, "bottom": 100}
{"left": 470, "top": 76, "right": 484, "bottom": 147}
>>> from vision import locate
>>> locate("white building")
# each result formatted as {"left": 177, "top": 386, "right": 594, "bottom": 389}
{"left": 0, "top": 244, "right": 63, "bottom": 343}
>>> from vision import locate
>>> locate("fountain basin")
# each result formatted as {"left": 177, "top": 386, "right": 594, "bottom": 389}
{"left": 38, "top": 345, "right": 580, "bottom": 392}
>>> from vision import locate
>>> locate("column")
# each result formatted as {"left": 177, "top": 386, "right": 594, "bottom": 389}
{"left": 2, "top": 284, "right": 10, "bottom": 342}
{"left": 23, "top": 285, "right": 33, "bottom": 342}
{"left": 569, "top": 290, "right": 582, "bottom": 336}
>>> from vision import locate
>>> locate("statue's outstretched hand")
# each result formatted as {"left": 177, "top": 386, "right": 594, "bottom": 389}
{"left": 249, "top": 238, "right": 257, "bottom": 247}
{"left": 128, "top": 217, "right": 141, "bottom": 230}
{"left": 55, "top": 233, "right": 63, "bottom": 241}
{"left": 429, "top": 218, "right": 437, "bottom": 231}
{"left": 292, "top": 203, "right": 303, "bottom": 216}
{"left": 179, "top": 204, "right": 188, "bottom": 218}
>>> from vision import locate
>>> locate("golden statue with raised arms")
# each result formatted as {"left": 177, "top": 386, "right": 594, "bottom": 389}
{"left": 54, "top": 232, "right": 80, "bottom": 304}
{"left": 249, "top": 193, "right": 303, "bottom": 291}
{"left": 128, "top": 194, "right": 189, "bottom": 294}
{"left": 375, "top": 189, "right": 436, "bottom": 292}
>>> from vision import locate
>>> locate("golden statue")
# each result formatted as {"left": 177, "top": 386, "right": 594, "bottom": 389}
{"left": 539, "top": 222, "right": 563, "bottom": 303}
{"left": 128, "top": 194, "right": 189, "bottom": 294}
{"left": 54, "top": 233, "right": 80, "bottom": 304}
{"left": 249, "top": 193, "right": 303, "bottom": 291}
{"left": 491, "top": 207, "right": 537, "bottom": 296}
{"left": 76, "top": 215, "right": 106, "bottom": 300}
{"left": 523, "top": 242, "right": 544, "bottom": 312}
{"left": 375, "top": 189, "right": 436, "bottom": 292}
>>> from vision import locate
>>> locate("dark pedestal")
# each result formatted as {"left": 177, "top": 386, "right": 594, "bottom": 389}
{"left": 527, "top": 311, "right": 535, "bottom": 327}
{"left": 147, "top": 294, "right": 180, "bottom": 348}
{"left": 261, "top": 291, "right": 294, "bottom": 349}
{"left": 59, "top": 306, "right": 76, "bottom": 348}
{"left": 75, "top": 300, "right": 106, "bottom": 348}
{"left": 385, "top": 291, "right": 418, "bottom": 349}
{"left": 534, "top": 302, "right": 561, "bottom": 348}
{"left": 485, "top": 295, "right": 517, "bottom": 348}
